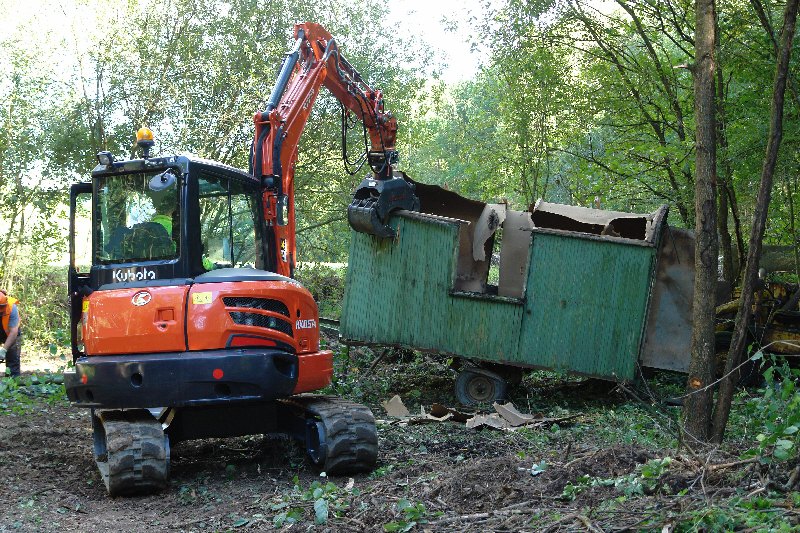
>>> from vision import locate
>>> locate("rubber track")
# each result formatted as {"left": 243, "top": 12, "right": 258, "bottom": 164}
{"left": 290, "top": 395, "right": 378, "bottom": 475}
{"left": 94, "top": 410, "right": 169, "bottom": 496}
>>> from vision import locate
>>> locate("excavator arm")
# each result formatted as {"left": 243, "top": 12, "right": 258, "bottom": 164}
{"left": 251, "top": 22, "right": 418, "bottom": 277}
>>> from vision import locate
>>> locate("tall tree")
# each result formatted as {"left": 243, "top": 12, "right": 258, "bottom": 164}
{"left": 683, "top": 0, "right": 718, "bottom": 442}
{"left": 711, "top": 0, "right": 800, "bottom": 443}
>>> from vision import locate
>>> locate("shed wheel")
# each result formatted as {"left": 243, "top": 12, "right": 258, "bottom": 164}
{"left": 455, "top": 369, "right": 507, "bottom": 406}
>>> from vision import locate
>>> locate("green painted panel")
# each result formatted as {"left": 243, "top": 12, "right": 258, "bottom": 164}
{"left": 342, "top": 214, "right": 657, "bottom": 381}
{"left": 518, "top": 231, "right": 655, "bottom": 380}
{"left": 341, "top": 215, "right": 522, "bottom": 360}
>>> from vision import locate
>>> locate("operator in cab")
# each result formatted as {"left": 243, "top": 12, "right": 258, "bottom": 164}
{"left": 0, "top": 291, "right": 22, "bottom": 377}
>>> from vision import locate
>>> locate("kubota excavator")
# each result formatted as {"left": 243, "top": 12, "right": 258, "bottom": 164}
{"left": 63, "top": 22, "right": 418, "bottom": 496}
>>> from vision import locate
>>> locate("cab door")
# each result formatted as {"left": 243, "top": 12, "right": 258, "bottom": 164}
{"left": 69, "top": 183, "right": 92, "bottom": 362}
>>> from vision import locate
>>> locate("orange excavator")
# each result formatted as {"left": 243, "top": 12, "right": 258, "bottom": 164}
{"left": 63, "top": 22, "right": 418, "bottom": 496}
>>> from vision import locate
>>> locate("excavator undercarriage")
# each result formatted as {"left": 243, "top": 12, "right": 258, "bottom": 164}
{"left": 89, "top": 396, "right": 378, "bottom": 496}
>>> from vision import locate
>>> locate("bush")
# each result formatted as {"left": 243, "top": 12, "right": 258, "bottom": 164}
{"left": 294, "top": 263, "right": 347, "bottom": 319}
{"left": 4, "top": 265, "right": 70, "bottom": 354}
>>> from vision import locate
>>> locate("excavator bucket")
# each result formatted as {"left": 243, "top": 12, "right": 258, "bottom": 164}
{"left": 347, "top": 173, "right": 420, "bottom": 238}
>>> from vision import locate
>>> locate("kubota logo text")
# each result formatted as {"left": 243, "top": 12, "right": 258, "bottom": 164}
{"left": 113, "top": 267, "right": 156, "bottom": 283}
{"left": 131, "top": 291, "right": 152, "bottom": 306}
{"left": 295, "top": 319, "right": 316, "bottom": 330}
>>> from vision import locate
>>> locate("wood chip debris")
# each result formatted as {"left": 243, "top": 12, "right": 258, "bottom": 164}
{"left": 380, "top": 396, "right": 580, "bottom": 430}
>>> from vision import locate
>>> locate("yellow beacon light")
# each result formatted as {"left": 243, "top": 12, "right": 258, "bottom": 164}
{"left": 136, "top": 127, "right": 155, "bottom": 158}
{"left": 136, "top": 127, "right": 154, "bottom": 142}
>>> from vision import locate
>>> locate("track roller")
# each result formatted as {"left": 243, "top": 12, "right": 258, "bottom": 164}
{"left": 291, "top": 396, "right": 378, "bottom": 474}
{"left": 92, "top": 409, "right": 170, "bottom": 496}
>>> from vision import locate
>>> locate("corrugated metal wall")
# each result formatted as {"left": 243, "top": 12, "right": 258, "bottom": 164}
{"left": 342, "top": 217, "right": 522, "bottom": 360}
{"left": 519, "top": 231, "right": 655, "bottom": 379}
{"left": 341, "top": 214, "right": 657, "bottom": 380}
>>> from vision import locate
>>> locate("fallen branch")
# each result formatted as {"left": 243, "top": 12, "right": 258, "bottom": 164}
{"left": 542, "top": 512, "right": 579, "bottom": 532}
{"left": 366, "top": 348, "right": 390, "bottom": 375}
{"left": 784, "top": 464, "right": 800, "bottom": 491}
{"left": 342, "top": 516, "right": 368, "bottom": 529}
{"left": 706, "top": 457, "right": 759, "bottom": 472}
{"left": 427, "top": 499, "right": 548, "bottom": 527}
{"left": 577, "top": 513, "right": 605, "bottom": 533}
{"left": 564, "top": 448, "right": 600, "bottom": 468}
{"left": 31, "top": 486, "right": 57, "bottom": 496}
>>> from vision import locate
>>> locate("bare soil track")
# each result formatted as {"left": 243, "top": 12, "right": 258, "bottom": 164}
{"left": 1, "top": 351, "right": 799, "bottom": 531}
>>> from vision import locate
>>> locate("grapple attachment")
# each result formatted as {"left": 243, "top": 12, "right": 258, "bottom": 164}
{"left": 348, "top": 174, "right": 420, "bottom": 238}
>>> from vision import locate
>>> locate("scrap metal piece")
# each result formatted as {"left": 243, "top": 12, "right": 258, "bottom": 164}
{"left": 381, "top": 394, "right": 410, "bottom": 417}
{"left": 498, "top": 210, "right": 534, "bottom": 298}
{"left": 640, "top": 227, "right": 695, "bottom": 372}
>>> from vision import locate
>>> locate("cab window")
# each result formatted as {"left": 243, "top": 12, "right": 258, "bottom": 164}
{"left": 198, "top": 174, "right": 260, "bottom": 270}
{"left": 95, "top": 171, "right": 180, "bottom": 263}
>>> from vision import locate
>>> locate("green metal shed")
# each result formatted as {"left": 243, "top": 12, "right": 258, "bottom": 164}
{"left": 341, "top": 182, "right": 694, "bottom": 402}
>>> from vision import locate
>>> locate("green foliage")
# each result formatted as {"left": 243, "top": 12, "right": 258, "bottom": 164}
{"left": 680, "top": 493, "right": 800, "bottom": 532}
{"left": 294, "top": 263, "right": 346, "bottom": 319}
{"left": 742, "top": 355, "right": 800, "bottom": 463}
{"left": 271, "top": 477, "right": 358, "bottom": 528}
{"left": 384, "top": 499, "right": 431, "bottom": 532}
{"left": 0, "top": 373, "right": 66, "bottom": 414}
{"left": 6, "top": 263, "right": 71, "bottom": 352}
{"left": 561, "top": 457, "right": 673, "bottom": 501}
{"left": 177, "top": 483, "right": 210, "bottom": 505}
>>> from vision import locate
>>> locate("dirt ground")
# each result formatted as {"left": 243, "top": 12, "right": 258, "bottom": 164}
{"left": 1, "top": 344, "right": 799, "bottom": 532}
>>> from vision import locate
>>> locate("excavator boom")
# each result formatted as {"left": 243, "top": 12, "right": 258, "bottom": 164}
{"left": 251, "top": 22, "right": 418, "bottom": 277}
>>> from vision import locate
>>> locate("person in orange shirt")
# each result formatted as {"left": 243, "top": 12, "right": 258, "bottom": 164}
{"left": 0, "top": 291, "right": 21, "bottom": 377}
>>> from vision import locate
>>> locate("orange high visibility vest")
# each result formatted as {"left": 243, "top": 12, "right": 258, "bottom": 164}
{"left": 1, "top": 296, "right": 19, "bottom": 334}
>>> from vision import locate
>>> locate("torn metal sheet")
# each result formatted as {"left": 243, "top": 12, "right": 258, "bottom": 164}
{"left": 429, "top": 403, "right": 473, "bottom": 423}
{"left": 531, "top": 200, "right": 661, "bottom": 242}
{"left": 466, "top": 402, "right": 580, "bottom": 430}
{"left": 472, "top": 203, "right": 507, "bottom": 261}
{"left": 493, "top": 402, "right": 537, "bottom": 426}
{"left": 498, "top": 210, "right": 534, "bottom": 298}
{"left": 466, "top": 413, "right": 509, "bottom": 429}
{"left": 640, "top": 227, "right": 695, "bottom": 373}
{"left": 379, "top": 397, "right": 580, "bottom": 431}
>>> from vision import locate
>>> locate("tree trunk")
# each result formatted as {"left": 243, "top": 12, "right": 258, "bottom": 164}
{"left": 727, "top": 182, "right": 747, "bottom": 281}
{"left": 787, "top": 176, "right": 800, "bottom": 280}
{"left": 715, "top": 19, "right": 735, "bottom": 288}
{"left": 683, "top": 0, "right": 718, "bottom": 442}
{"left": 711, "top": 0, "right": 800, "bottom": 444}
{"left": 717, "top": 177, "right": 733, "bottom": 287}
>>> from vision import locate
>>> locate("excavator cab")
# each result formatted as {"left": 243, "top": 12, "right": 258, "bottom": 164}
{"left": 68, "top": 152, "right": 272, "bottom": 363}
